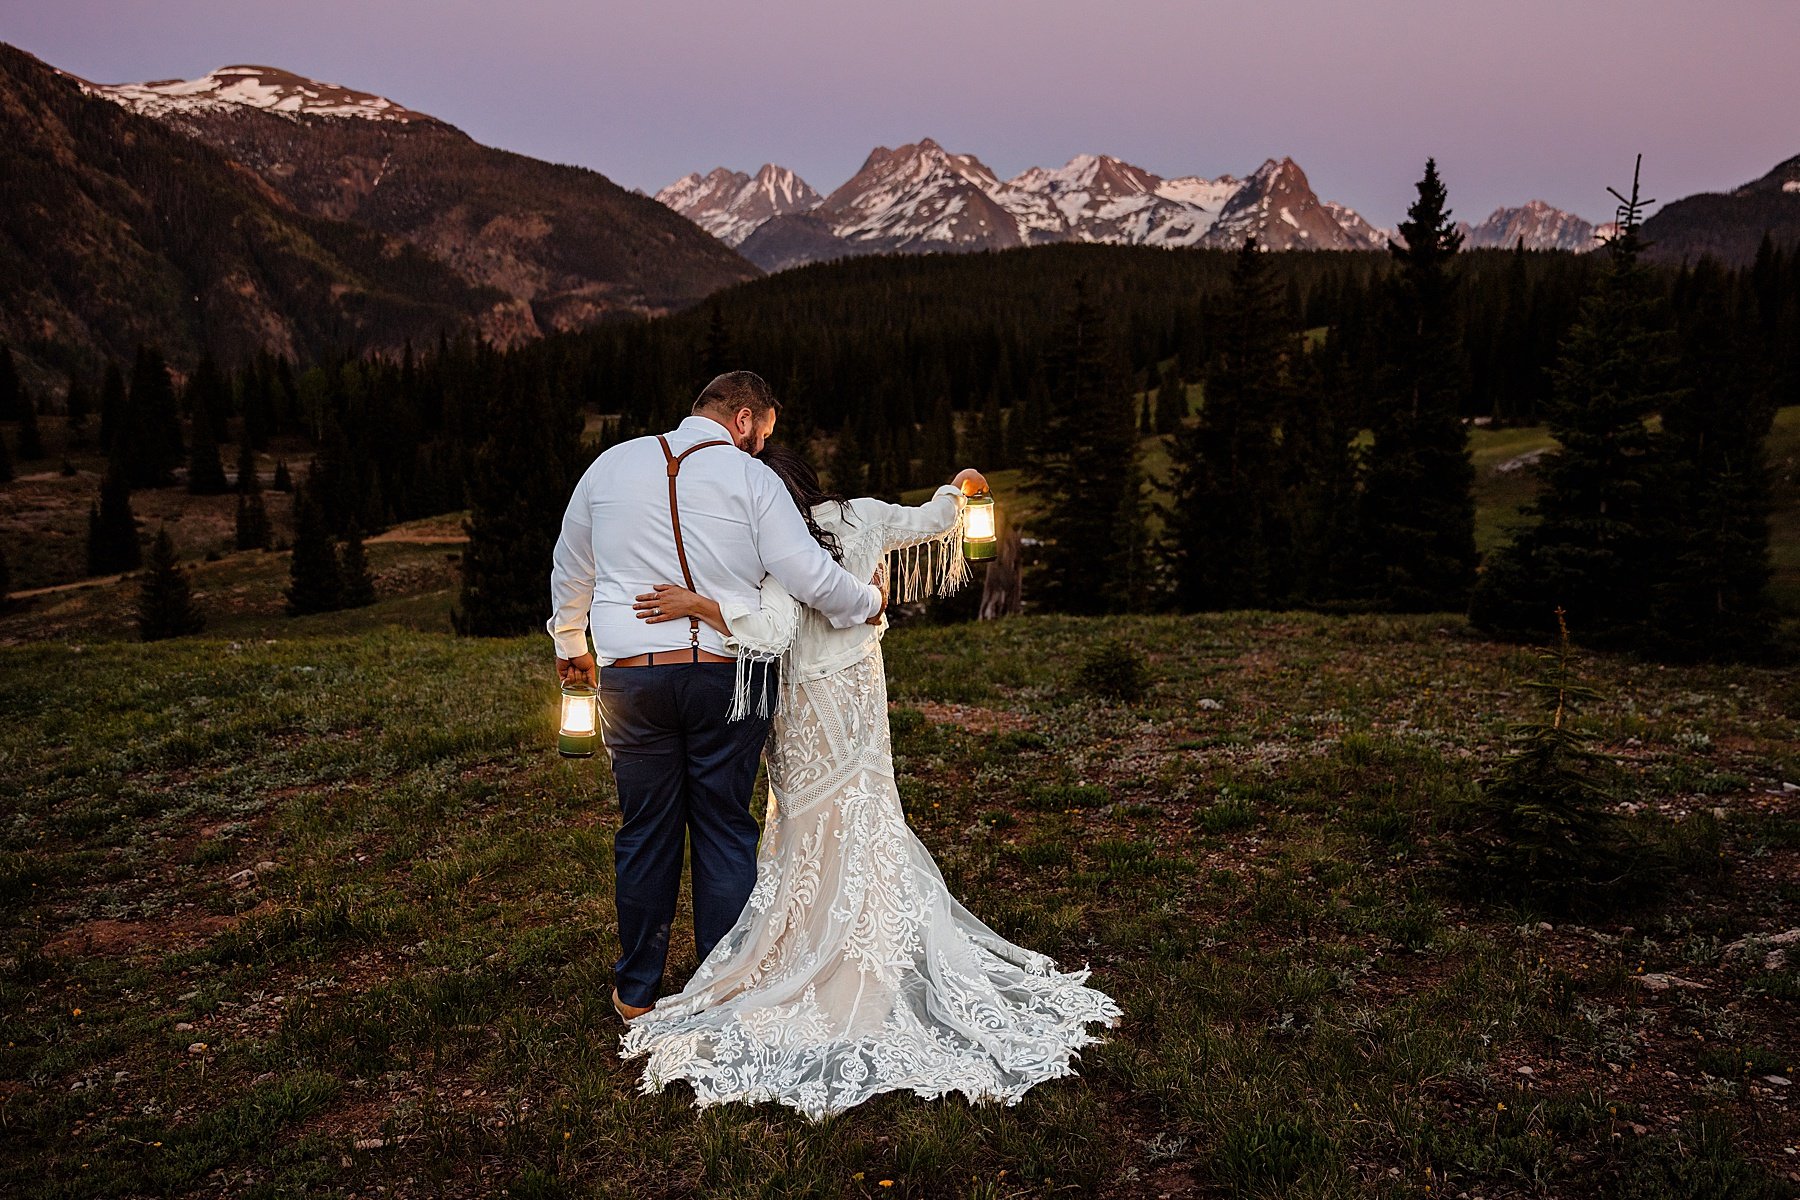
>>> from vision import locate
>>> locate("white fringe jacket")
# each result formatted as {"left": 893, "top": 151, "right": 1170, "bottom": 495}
{"left": 718, "top": 484, "right": 970, "bottom": 719}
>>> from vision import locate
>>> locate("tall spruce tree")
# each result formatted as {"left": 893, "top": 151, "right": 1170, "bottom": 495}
{"left": 1358, "top": 159, "right": 1477, "bottom": 611}
{"left": 65, "top": 373, "right": 91, "bottom": 442}
{"left": 1153, "top": 364, "right": 1187, "bottom": 435}
{"left": 86, "top": 467, "right": 140, "bottom": 575}
{"left": 339, "top": 525, "right": 377, "bottom": 608}
{"left": 286, "top": 490, "right": 344, "bottom": 615}
{"left": 97, "top": 362, "right": 126, "bottom": 453}
{"left": 124, "top": 346, "right": 184, "bottom": 488}
{"left": 235, "top": 491, "right": 273, "bottom": 552}
{"left": 1650, "top": 258, "right": 1776, "bottom": 658}
{"left": 16, "top": 394, "right": 43, "bottom": 461}
{"left": 136, "top": 529, "right": 205, "bottom": 641}
{"left": 1025, "top": 278, "right": 1144, "bottom": 614}
{"left": 1470, "top": 159, "right": 1682, "bottom": 647}
{"left": 186, "top": 409, "right": 229, "bottom": 494}
{"left": 0, "top": 346, "right": 20, "bottom": 421}
{"left": 1167, "top": 239, "right": 1292, "bottom": 610}
{"left": 453, "top": 365, "right": 583, "bottom": 635}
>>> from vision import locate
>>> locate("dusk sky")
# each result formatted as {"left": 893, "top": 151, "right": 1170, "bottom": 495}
{"left": 5, "top": 0, "right": 1796, "bottom": 228}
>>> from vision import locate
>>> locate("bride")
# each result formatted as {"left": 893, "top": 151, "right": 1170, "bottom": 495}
{"left": 616, "top": 444, "right": 1121, "bottom": 1120}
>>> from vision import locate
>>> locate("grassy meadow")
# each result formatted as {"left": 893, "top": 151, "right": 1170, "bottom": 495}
{"left": 3, "top": 572, "right": 1799, "bottom": 1196}
{"left": 2, "top": 404, "right": 1799, "bottom": 1197}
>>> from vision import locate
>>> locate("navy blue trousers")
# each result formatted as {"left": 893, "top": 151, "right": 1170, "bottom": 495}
{"left": 597, "top": 662, "right": 773, "bottom": 1008}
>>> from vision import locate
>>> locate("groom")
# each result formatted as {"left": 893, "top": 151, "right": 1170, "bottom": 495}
{"left": 547, "top": 371, "right": 885, "bottom": 1020}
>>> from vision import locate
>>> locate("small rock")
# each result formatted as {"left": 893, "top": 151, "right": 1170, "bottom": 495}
{"left": 173, "top": 1022, "right": 194, "bottom": 1032}
{"left": 1765, "top": 1075, "right": 1792, "bottom": 1087}
{"left": 1538, "top": 922, "right": 1554, "bottom": 932}
{"left": 1635, "top": 973, "right": 1709, "bottom": 992}
{"left": 353, "top": 1137, "right": 384, "bottom": 1151}
{"left": 226, "top": 868, "right": 257, "bottom": 888}
{"left": 1782, "top": 782, "right": 1798, "bottom": 793}
{"left": 1517, "top": 1065, "right": 1535, "bottom": 1075}
{"left": 254, "top": 860, "right": 277, "bottom": 872}
{"left": 178, "top": 990, "right": 200, "bottom": 1002}
{"left": 340, "top": 1155, "right": 353, "bottom": 1168}
{"left": 187, "top": 1042, "right": 208, "bottom": 1053}
{"left": 1197, "top": 698, "right": 1222, "bottom": 711}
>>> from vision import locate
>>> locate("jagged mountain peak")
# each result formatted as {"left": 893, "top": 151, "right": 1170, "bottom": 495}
{"left": 85, "top": 63, "right": 443, "bottom": 125}
{"left": 655, "top": 163, "right": 821, "bottom": 247}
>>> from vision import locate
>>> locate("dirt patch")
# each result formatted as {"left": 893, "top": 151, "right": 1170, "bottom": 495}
{"left": 910, "top": 700, "right": 1033, "bottom": 734}
{"left": 43, "top": 908, "right": 253, "bottom": 959}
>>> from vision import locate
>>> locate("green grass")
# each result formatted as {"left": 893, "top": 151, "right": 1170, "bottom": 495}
{"left": 3, "top": 594, "right": 1798, "bottom": 1197}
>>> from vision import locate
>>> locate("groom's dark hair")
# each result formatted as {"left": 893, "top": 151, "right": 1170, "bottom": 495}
{"left": 693, "top": 370, "right": 781, "bottom": 419}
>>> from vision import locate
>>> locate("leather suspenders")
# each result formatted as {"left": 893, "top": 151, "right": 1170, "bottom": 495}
{"left": 656, "top": 434, "right": 732, "bottom": 656}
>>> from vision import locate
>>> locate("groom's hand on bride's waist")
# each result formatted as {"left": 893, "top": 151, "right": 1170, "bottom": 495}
{"left": 557, "top": 652, "right": 596, "bottom": 688}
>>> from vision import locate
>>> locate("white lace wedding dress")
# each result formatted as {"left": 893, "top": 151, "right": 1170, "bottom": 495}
{"left": 618, "top": 486, "right": 1122, "bottom": 1120}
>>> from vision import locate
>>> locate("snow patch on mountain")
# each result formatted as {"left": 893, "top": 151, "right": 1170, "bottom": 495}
{"left": 85, "top": 65, "right": 438, "bottom": 124}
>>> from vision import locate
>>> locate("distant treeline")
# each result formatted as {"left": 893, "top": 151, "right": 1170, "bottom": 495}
{"left": 4, "top": 174, "right": 1796, "bottom": 657}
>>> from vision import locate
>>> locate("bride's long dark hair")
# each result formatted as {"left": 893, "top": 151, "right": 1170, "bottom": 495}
{"left": 757, "top": 442, "right": 852, "bottom": 563}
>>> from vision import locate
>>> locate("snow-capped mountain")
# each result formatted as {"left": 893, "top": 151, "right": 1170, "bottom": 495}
{"left": 1201, "top": 157, "right": 1377, "bottom": 251}
{"left": 1462, "top": 200, "right": 1598, "bottom": 251}
{"left": 81, "top": 64, "right": 441, "bottom": 125}
{"left": 660, "top": 141, "right": 1391, "bottom": 270}
{"left": 823, "top": 138, "right": 1023, "bottom": 253}
{"left": 656, "top": 165, "right": 822, "bottom": 247}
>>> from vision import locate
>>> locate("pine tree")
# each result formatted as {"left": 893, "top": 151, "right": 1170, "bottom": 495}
{"left": 86, "top": 467, "right": 140, "bottom": 575}
{"left": 1153, "top": 364, "right": 1187, "bottom": 435}
{"left": 272, "top": 460, "right": 293, "bottom": 492}
{"left": 97, "top": 362, "right": 126, "bottom": 453}
{"left": 235, "top": 491, "right": 272, "bottom": 552}
{"left": 65, "top": 374, "right": 91, "bottom": 443}
{"left": 1358, "top": 159, "right": 1477, "bottom": 611}
{"left": 0, "top": 346, "right": 20, "bottom": 421}
{"left": 186, "top": 409, "right": 229, "bottom": 494}
{"left": 1456, "top": 609, "right": 1631, "bottom": 911}
{"left": 702, "top": 302, "right": 733, "bottom": 378}
{"left": 1166, "top": 239, "right": 1291, "bottom": 610}
{"left": 829, "top": 421, "right": 866, "bottom": 494}
{"left": 124, "top": 346, "right": 184, "bottom": 488}
{"left": 339, "top": 525, "right": 377, "bottom": 608}
{"left": 1650, "top": 259, "right": 1776, "bottom": 658}
{"left": 1026, "top": 278, "right": 1144, "bottom": 613}
{"left": 136, "top": 529, "right": 205, "bottom": 641}
{"left": 453, "top": 366, "right": 583, "bottom": 635}
{"left": 16, "top": 393, "right": 43, "bottom": 461}
{"left": 235, "top": 438, "right": 259, "bottom": 494}
{"left": 185, "top": 354, "right": 233, "bottom": 442}
{"left": 1471, "top": 159, "right": 1682, "bottom": 646}
{"left": 285, "top": 490, "right": 344, "bottom": 615}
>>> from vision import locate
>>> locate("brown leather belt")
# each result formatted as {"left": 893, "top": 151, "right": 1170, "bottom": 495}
{"left": 608, "top": 648, "right": 737, "bottom": 668}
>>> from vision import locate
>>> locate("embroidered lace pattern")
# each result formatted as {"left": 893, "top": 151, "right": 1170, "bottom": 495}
{"left": 619, "top": 649, "right": 1121, "bottom": 1119}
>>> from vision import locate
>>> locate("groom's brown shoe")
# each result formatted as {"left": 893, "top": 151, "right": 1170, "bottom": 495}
{"left": 612, "top": 987, "right": 653, "bottom": 1024}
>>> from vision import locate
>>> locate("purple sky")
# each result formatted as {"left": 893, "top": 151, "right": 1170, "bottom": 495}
{"left": 5, "top": 0, "right": 1796, "bottom": 228}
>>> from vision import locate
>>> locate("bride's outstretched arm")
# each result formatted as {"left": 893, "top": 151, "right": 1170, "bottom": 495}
{"left": 633, "top": 577, "right": 801, "bottom": 657}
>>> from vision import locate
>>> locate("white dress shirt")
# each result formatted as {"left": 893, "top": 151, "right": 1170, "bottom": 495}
{"left": 546, "top": 415, "right": 883, "bottom": 664}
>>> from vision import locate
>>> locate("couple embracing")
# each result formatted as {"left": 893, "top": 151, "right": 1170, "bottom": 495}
{"left": 546, "top": 370, "right": 1119, "bottom": 1120}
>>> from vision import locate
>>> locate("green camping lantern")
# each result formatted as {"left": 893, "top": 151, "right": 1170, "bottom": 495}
{"left": 963, "top": 491, "right": 998, "bottom": 561}
{"left": 558, "top": 683, "right": 599, "bottom": 758}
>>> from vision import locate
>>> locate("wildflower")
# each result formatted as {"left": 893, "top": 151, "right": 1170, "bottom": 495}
{"left": 879, "top": 1181, "right": 894, "bottom": 1189}
{"left": 1497, "top": 1102, "right": 1506, "bottom": 1111}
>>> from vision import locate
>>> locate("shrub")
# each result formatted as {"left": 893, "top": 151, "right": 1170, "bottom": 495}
{"left": 1077, "top": 638, "right": 1148, "bottom": 702}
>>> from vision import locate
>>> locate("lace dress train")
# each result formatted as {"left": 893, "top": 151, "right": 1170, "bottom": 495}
{"left": 618, "top": 648, "right": 1122, "bottom": 1120}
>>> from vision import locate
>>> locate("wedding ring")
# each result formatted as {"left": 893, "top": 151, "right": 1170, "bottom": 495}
{"left": 653, "top": 607, "right": 662, "bottom": 617}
